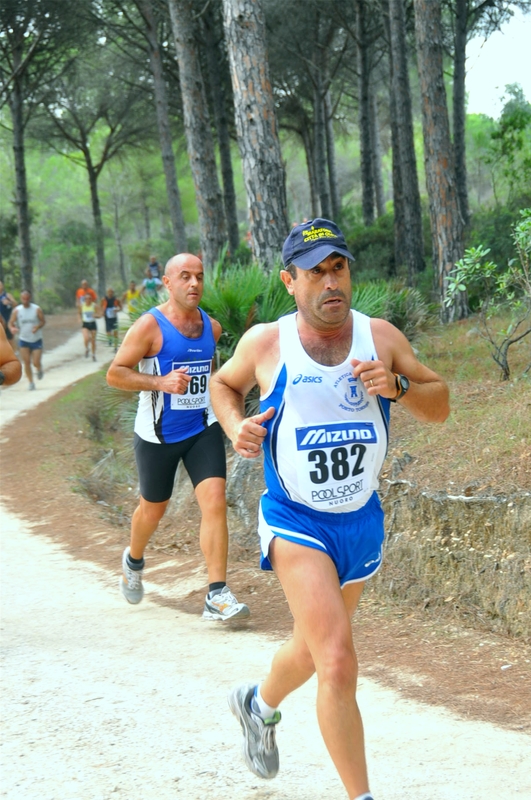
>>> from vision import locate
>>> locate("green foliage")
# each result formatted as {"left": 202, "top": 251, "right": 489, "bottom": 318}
{"left": 48, "top": 221, "right": 95, "bottom": 306}
{"left": 38, "top": 288, "right": 62, "bottom": 314}
{"left": 466, "top": 204, "right": 524, "bottom": 279}
{"left": 340, "top": 210, "right": 395, "bottom": 280}
{"left": 201, "top": 259, "right": 296, "bottom": 361}
{"left": 446, "top": 209, "right": 531, "bottom": 380}
{"left": 352, "top": 281, "right": 432, "bottom": 341}
{"left": 484, "top": 85, "right": 531, "bottom": 205}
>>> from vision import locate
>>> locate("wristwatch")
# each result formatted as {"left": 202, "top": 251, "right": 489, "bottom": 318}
{"left": 0, "top": 370, "right": 5, "bottom": 386}
{"left": 389, "top": 373, "right": 410, "bottom": 402}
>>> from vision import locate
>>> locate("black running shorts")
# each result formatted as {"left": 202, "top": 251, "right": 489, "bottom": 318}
{"left": 133, "top": 422, "right": 226, "bottom": 503}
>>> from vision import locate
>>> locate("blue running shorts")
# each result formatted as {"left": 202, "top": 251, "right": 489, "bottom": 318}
{"left": 258, "top": 490, "right": 385, "bottom": 587}
{"left": 18, "top": 339, "right": 43, "bottom": 351}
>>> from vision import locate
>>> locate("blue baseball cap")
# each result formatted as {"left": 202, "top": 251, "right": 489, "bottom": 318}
{"left": 282, "top": 218, "right": 355, "bottom": 270}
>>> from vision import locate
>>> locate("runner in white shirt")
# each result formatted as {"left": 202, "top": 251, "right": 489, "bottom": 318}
{"left": 9, "top": 290, "right": 45, "bottom": 391}
{"left": 211, "top": 218, "right": 450, "bottom": 800}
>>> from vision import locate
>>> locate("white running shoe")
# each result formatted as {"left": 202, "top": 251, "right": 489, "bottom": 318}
{"left": 202, "top": 586, "right": 250, "bottom": 621}
{"left": 120, "top": 547, "right": 144, "bottom": 604}
{"left": 228, "top": 684, "right": 281, "bottom": 779}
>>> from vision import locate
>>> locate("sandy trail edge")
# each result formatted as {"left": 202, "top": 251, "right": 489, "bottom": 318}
{"left": 1, "top": 333, "right": 530, "bottom": 800}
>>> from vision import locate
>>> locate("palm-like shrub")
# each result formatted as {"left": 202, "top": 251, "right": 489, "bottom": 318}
{"left": 201, "top": 259, "right": 295, "bottom": 361}
{"left": 352, "top": 280, "right": 432, "bottom": 340}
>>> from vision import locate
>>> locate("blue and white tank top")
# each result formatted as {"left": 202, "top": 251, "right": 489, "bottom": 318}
{"left": 134, "top": 307, "right": 217, "bottom": 444}
{"left": 260, "top": 311, "right": 390, "bottom": 513}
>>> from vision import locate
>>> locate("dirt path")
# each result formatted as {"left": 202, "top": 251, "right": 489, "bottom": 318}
{"left": 1, "top": 329, "right": 531, "bottom": 800}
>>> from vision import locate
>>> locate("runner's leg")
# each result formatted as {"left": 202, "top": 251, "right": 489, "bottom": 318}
{"left": 19, "top": 346, "right": 32, "bottom": 383}
{"left": 129, "top": 497, "right": 169, "bottom": 560}
{"left": 82, "top": 327, "right": 90, "bottom": 354}
{"left": 32, "top": 345, "right": 42, "bottom": 374}
{"left": 194, "top": 477, "right": 228, "bottom": 583}
{"left": 265, "top": 538, "right": 369, "bottom": 799}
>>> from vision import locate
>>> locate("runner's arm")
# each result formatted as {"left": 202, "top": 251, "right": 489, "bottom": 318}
{"left": 210, "top": 325, "right": 276, "bottom": 458}
{"left": 8, "top": 308, "right": 18, "bottom": 334}
{"left": 106, "top": 314, "right": 191, "bottom": 395}
{"left": 33, "top": 307, "right": 45, "bottom": 333}
{"left": 352, "top": 319, "right": 449, "bottom": 423}
{"left": 0, "top": 326, "right": 22, "bottom": 385}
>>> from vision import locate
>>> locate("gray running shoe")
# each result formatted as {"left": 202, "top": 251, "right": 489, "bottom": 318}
{"left": 120, "top": 547, "right": 144, "bottom": 604}
{"left": 28, "top": 382, "right": 35, "bottom": 391}
{"left": 202, "top": 586, "right": 250, "bottom": 621}
{"left": 37, "top": 368, "right": 43, "bottom": 379}
{"left": 228, "top": 684, "right": 281, "bottom": 780}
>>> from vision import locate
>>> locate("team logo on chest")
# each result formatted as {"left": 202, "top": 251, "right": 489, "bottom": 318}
{"left": 333, "top": 371, "right": 370, "bottom": 413}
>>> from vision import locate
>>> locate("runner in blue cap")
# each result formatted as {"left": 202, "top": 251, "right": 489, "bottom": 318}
{"left": 211, "top": 217, "right": 450, "bottom": 800}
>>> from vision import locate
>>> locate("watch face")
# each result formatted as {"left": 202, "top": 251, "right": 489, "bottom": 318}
{"left": 400, "top": 375, "right": 410, "bottom": 392}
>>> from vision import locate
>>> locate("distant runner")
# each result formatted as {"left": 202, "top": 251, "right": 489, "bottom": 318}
{"left": 122, "top": 281, "right": 141, "bottom": 315}
{"left": 79, "top": 291, "right": 99, "bottom": 361}
{"left": 101, "top": 287, "right": 122, "bottom": 351}
{"left": 9, "top": 291, "right": 45, "bottom": 390}
{"left": 147, "top": 255, "right": 161, "bottom": 278}
{"left": 141, "top": 268, "right": 163, "bottom": 300}
{"left": 0, "top": 281, "right": 17, "bottom": 341}
{"left": 75, "top": 279, "right": 98, "bottom": 308}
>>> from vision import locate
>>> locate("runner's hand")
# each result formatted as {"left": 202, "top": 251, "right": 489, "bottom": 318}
{"left": 233, "top": 406, "right": 275, "bottom": 459}
{"left": 351, "top": 358, "right": 397, "bottom": 399}
{"left": 158, "top": 367, "right": 191, "bottom": 394}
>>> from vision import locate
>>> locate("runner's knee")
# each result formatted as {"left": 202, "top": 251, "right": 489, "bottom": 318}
{"left": 316, "top": 643, "right": 358, "bottom": 692}
{"left": 138, "top": 500, "right": 167, "bottom": 527}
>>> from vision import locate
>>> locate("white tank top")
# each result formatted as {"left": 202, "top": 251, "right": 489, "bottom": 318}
{"left": 16, "top": 303, "right": 42, "bottom": 343}
{"left": 260, "top": 311, "right": 390, "bottom": 513}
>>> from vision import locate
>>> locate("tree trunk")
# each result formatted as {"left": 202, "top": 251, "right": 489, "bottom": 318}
{"left": 8, "top": 62, "right": 32, "bottom": 293}
{"left": 202, "top": 8, "right": 241, "bottom": 257}
{"left": 453, "top": 0, "right": 470, "bottom": 226}
{"left": 112, "top": 197, "right": 127, "bottom": 286}
{"left": 370, "top": 90, "right": 386, "bottom": 218}
{"left": 301, "top": 122, "right": 319, "bottom": 218}
{"left": 168, "top": 0, "right": 227, "bottom": 270}
{"left": 222, "top": 0, "right": 288, "bottom": 268}
{"left": 382, "top": 0, "right": 404, "bottom": 275}
{"left": 414, "top": 0, "right": 466, "bottom": 321}
{"left": 85, "top": 157, "right": 106, "bottom": 298}
{"left": 143, "top": 195, "right": 151, "bottom": 242}
{"left": 313, "top": 75, "right": 331, "bottom": 219}
{"left": 138, "top": 0, "right": 187, "bottom": 254}
{"left": 324, "top": 89, "right": 340, "bottom": 220}
{"left": 388, "top": 0, "right": 425, "bottom": 282}
{"left": 356, "top": 0, "right": 375, "bottom": 227}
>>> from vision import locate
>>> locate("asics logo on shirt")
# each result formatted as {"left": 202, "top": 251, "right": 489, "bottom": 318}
{"left": 292, "top": 374, "right": 323, "bottom": 384}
